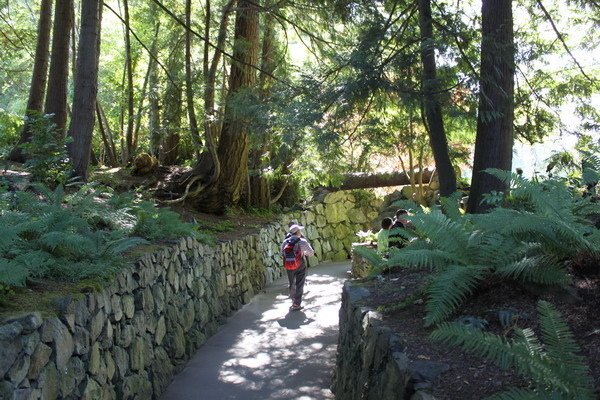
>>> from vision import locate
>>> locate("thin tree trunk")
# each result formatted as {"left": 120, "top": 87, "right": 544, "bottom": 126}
{"left": 44, "top": 0, "right": 73, "bottom": 138}
{"left": 8, "top": 0, "right": 53, "bottom": 162}
{"left": 204, "top": 0, "right": 235, "bottom": 142}
{"left": 99, "top": 102, "right": 117, "bottom": 161}
{"left": 160, "top": 34, "right": 184, "bottom": 165}
{"left": 417, "top": 0, "right": 456, "bottom": 197}
{"left": 96, "top": 102, "right": 117, "bottom": 166}
{"left": 123, "top": 0, "right": 134, "bottom": 161}
{"left": 467, "top": 0, "right": 514, "bottom": 213}
{"left": 148, "top": 51, "right": 160, "bottom": 157}
{"left": 68, "top": 0, "right": 102, "bottom": 180}
{"left": 132, "top": 22, "right": 160, "bottom": 152}
{"left": 185, "top": 0, "right": 202, "bottom": 160}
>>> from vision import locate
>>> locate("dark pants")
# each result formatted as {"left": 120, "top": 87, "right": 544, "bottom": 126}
{"left": 287, "top": 266, "right": 307, "bottom": 306}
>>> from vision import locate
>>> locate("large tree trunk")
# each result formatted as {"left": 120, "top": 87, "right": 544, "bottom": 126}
{"left": 8, "top": 0, "right": 53, "bottom": 162}
{"left": 417, "top": 0, "right": 456, "bottom": 197}
{"left": 248, "top": 8, "right": 276, "bottom": 209}
{"left": 467, "top": 0, "right": 514, "bottom": 213}
{"left": 68, "top": 0, "right": 102, "bottom": 180}
{"left": 197, "top": 0, "right": 259, "bottom": 213}
{"left": 44, "top": 0, "right": 73, "bottom": 137}
{"left": 322, "top": 170, "right": 435, "bottom": 191}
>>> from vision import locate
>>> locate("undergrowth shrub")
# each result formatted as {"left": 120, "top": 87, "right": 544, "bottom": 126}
{"left": 0, "top": 184, "right": 211, "bottom": 288}
{"left": 19, "top": 113, "right": 71, "bottom": 185}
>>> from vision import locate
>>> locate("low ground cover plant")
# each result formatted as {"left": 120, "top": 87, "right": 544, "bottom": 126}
{"left": 0, "top": 182, "right": 205, "bottom": 288}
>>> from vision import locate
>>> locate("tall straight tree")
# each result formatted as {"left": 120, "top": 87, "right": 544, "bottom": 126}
{"left": 160, "top": 33, "right": 184, "bottom": 165}
{"left": 68, "top": 0, "right": 102, "bottom": 180}
{"left": 417, "top": 0, "right": 456, "bottom": 197}
{"left": 8, "top": 0, "right": 53, "bottom": 162}
{"left": 44, "top": 0, "right": 73, "bottom": 137}
{"left": 467, "top": 0, "right": 514, "bottom": 213}
{"left": 199, "top": 0, "right": 260, "bottom": 213}
{"left": 185, "top": 0, "right": 202, "bottom": 160}
{"left": 122, "top": 0, "right": 135, "bottom": 161}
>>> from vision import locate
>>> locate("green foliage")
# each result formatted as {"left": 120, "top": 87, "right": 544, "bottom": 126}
{"left": 431, "top": 301, "right": 595, "bottom": 400}
{"left": 0, "top": 183, "right": 204, "bottom": 288}
{"left": 0, "top": 109, "right": 22, "bottom": 158}
{"left": 19, "top": 114, "right": 71, "bottom": 185}
{"left": 129, "top": 201, "right": 198, "bottom": 241}
{"left": 359, "top": 171, "right": 600, "bottom": 326}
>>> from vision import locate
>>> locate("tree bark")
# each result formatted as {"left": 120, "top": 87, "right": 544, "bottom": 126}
{"left": 322, "top": 170, "right": 435, "bottom": 192}
{"left": 160, "top": 33, "right": 183, "bottom": 165}
{"left": 467, "top": 0, "right": 514, "bottom": 213}
{"left": 248, "top": 9, "right": 276, "bottom": 208}
{"left": 417, "top": 0, "right": 456, "bottom": 197}
{"left": 197, "top": 0, "right": 259, "bottom": 213}
{"left": 204, "top": 0, "right": 235, "bottom": 142}
{"left": 8, "top": 0, "right": 53, "bottom": 162}
{"left": 133, "top": 21, "right": 160, "bottom": 152}
{"left": 96, "top": 101, "right": 117, "bottom": 166}
{"left": 123, "top": 0, "right": 135, "bottom": 161}
{"left": 68, "top": 0, "right": 102, "bottom": 180}
{"left": 44, "top": 0, "right": 73, "bottom": 137}
{"left": 185, "top": 0, "right": 202, "bottom": 160}
{"left": 148, "top": 51, "right": 161, "bottom": 157}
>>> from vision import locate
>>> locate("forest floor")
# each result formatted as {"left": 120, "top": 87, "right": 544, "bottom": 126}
{"left": 358, "top": 268, "right": 600, "bottom": 399}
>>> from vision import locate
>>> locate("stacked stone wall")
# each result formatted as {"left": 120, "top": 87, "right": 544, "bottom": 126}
{"left": 332, "top": 282, "right": 440, "bottom": 400}
{"left": 0, "top": 191, "right": 380, "bottom": 400}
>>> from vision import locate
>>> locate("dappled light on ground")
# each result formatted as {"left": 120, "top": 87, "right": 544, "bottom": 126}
{"left": 162, "top": 262, "right": 350, "bottom": 400}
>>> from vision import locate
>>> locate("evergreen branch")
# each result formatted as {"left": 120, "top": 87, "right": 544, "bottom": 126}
{"left": 535, "top": 0, "right": 598, "bottom": 86}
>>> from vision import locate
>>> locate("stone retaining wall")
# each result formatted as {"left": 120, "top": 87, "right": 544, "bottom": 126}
{"left": 332, "top": 281, "right": 439, "bottom": 400}
{"left": 0, "top": 191, "right": 380, "bottom": 400}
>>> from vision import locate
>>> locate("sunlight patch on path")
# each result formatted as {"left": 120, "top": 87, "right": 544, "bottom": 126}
{"left": 161, "top": 261, "right": 350, "bottom": 400}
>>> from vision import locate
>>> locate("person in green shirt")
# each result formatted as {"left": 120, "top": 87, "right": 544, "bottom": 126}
{"left": 376, "top": 217, "right": 393, "bottom": 254}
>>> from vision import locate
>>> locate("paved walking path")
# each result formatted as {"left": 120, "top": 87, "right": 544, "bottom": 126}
{"left": 161, "top": 261, "right": 351, "bottom": 400}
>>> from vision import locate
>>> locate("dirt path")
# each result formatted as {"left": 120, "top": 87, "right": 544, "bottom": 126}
{"left": 161, "top": 261, "right": 351, "bottom": 400}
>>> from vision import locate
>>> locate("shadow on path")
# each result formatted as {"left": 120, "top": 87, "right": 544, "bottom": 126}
{"left": 161, "top": 261, "right": 351, "bottom": 400}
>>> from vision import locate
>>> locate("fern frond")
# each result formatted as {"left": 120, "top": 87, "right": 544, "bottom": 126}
{"left": 432, "top": 301, "right": 596, "bottom": 400}
{"left": 439, "top": 192, "right": 464, "bottom": 221}
{"left": 495, "top": 255, "right": 571, "bottom": 286}
{"left": 0, "top": 259, "right": 29, "bottom": 286}
{"left": 102, "top": 237, "right": 148, "bottom": 256}
{"left": 387, "top": 248, "right": 463, "bottom": 270}
{"left": 430, "top": 322, "right": 514, "bottom": 368}
{"left": 424, "top": 265, "right": 487, "bottom": 326}
{"left": 536, "top": 301, "right": 595, "bottom": 397}
{"left": 353, "top": 245, "right": 386, "bottom": 274}
{"left": 411, "top": 211, "right": 472, "bottom": 257}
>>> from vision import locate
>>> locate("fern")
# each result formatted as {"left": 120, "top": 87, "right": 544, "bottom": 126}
{"left": 431, "top": 301, "right": 595, "bottom": 400}
{"left": 0, "top": 183, "right": 196, "bottom": 287}
{"left": 424, "top": 264, "right": 488, "bottom": 326}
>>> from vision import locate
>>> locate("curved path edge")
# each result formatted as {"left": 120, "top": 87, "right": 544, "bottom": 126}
{"left": 161, "top": 261, "right": 351, "bottom": 400}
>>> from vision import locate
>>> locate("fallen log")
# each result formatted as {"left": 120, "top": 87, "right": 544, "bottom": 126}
{"left": 322, "top": 169, "right": 435, "bottom": 191}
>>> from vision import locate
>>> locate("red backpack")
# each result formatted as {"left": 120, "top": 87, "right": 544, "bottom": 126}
{"left": 283, "top": 236, "right": 303, "bottom": 270}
